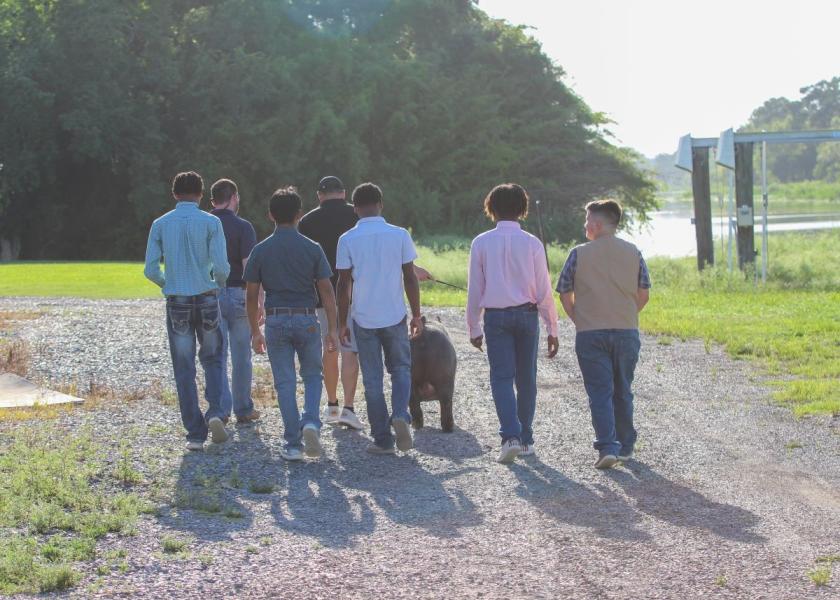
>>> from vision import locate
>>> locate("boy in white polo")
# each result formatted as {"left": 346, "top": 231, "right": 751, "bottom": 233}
{"left": 335, "top": 183, "right": 424, "bottom": 454}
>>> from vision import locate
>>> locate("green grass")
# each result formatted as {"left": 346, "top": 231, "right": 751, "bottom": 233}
{"left": 0, "top": 262, "right": 159, "bottom": 299}
{"left": 0, "top": 428, "right": 148, "bottom": 594}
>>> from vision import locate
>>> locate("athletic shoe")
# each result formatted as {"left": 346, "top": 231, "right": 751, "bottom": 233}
{"left": 208, "top": 417, "right": 229, "bottom": 444}
{"left": 595, "top": 454, "right": 619, "bottom": 469}
{"left": 323, "top": 404, "right": 341, "bottom": 425}
{"left": 365, "top": 443, "right": 396, "bottom": 455}
{"left": 236, "top": 410, "right": 261, "bottom": 424}
{"left": 186, "top": 440, "right": 204, "bottom": 452}
{"left": 280, "top": 446, "right": 304, "bottom": 461}
{"left": 392, "top": 418, "right": 413, "bottom": 451}
{"left": 302, "top": 424, "right": 321, "bottom": 458}
{"left": 520, "top": 443, "right": 536, "bottom": 457}
{"left": 338, "top": 408, "right": 364, "bottom": 430}
{"left": 497, "top": 438, "right": 521, "bottom": 464}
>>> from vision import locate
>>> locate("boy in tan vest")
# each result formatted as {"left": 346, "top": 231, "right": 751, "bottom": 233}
{"left": 556, "top": 200, "right": 651, "bottom": 469}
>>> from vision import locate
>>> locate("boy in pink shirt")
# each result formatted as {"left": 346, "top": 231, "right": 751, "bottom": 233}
{"left": 467, "top": 183, "right": 559, "bottom": 463}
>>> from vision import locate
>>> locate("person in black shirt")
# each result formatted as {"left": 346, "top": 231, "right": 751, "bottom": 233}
{"left": 298, "top": 176, "right": 364, "bottom": 430}
{"left": 209, "top": 178, "right": 262, "bottom": 425}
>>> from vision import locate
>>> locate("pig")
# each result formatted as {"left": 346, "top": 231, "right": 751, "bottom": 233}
{"left": 409, "top": 317, "right": 457, "bottom": 432}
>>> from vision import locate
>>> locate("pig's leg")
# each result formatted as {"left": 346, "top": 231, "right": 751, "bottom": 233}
{"left": 410, "top": 390, "right": 424, "bottom": 429}
{"left": 439, "top": 386, "right": 454, "bottom": 432}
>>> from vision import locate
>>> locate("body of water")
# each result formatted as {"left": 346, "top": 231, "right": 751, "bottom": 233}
{"left": 622, "top": 203, "right": 840, "bottom": 258}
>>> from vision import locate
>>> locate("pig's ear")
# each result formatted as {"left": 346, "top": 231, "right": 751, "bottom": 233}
{"left": 421, "top": 316, "right": 427, "bottom": 324}
{"left": 435, "top": 315, "right": 442, "bottom": 323}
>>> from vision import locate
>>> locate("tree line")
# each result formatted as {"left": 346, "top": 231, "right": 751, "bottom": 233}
{"left": 0, "top": 0, "right": 656, "bottom": 260}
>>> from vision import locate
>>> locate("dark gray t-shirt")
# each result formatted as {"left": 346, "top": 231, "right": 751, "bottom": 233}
{"left": 243, "top": 227, "right": 332, "bottom": 308}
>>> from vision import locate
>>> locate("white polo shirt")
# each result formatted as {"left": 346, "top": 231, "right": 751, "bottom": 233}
{"left": 336, "top": 216, "right": 417, "bottom": 329}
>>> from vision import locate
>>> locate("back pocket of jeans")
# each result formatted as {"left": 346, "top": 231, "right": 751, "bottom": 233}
{"left": 167, "top": 307, "right": 191, "bottom": 335}
{"left": 200, "top": 307, "right": 220, "bottom": 333}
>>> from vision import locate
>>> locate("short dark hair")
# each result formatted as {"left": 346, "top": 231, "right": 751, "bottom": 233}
{"left": 269, "top": 187, "right": 302, "bottom": 224}
{"left": 210, "top": 179, "right": 238, "bottom": 205}
{"left": 585, "top": 199, "right": 622, "bottom": 227}
{"left": 351, "top": 182, "right": 383, "bottom": 207}
{"left": 484, "top": 183, "right": 529, "bottom": 221}
{"left": 172, "top": 171, "right": 204, "bottom": 197}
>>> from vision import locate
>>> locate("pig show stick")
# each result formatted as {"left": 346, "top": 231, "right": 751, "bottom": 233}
{"left": 430, "top": 278, "right": 468, "bottom": 292}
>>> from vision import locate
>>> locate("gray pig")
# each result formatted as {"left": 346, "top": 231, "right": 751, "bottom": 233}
{"left": 410, "top": 317, "right": 456, "bottom": 432}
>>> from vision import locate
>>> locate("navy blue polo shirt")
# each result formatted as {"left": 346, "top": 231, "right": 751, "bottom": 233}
{"left": 210, "top": 208, "right": 257, "bottom": 287}
{"left": 243, "top": 227, "right": 333, "bottom": 308}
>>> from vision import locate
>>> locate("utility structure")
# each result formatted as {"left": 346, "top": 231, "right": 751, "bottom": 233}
{"left": 675, "top": 129, "right": 840, "bottom": 273}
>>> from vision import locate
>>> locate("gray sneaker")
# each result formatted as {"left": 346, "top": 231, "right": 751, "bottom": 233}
{"left": 497, "top": 438, "right": 521, "bottom": 464}
{"left": 595, "top": 454, "right": 619, "bottom": 469}
{"left": 338, "top": 407, "right": 364, "bottom": 430}
{"left": 280, "top": 446, "right": 304, "bottom": 461}
{"left": 520, "top": 443, "right": 536, "bottom": 457}
{"left": 366, "top": 443, "right": 396, "bottom": 455}
{"left": 617, "top": 449, "right": 633, "bottom": 461}
{"left": 208, "top": 417, "right": 229, "bottom": 444}
{"left": 186, "top": 440, "right": 204, "bottom": 452}
{"left": 302, "top": 424, "right": 321, "bottom": 458}
{"left": 392, "top": 418, "right": 413, "bottom": 451}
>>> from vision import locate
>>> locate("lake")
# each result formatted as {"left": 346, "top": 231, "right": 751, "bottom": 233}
{"left": 622, "top": 200, "right": 840, "bottom": 258}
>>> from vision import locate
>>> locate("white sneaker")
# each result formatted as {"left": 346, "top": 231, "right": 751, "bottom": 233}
{"left": 520, "top": 443, "right": 536, "bottom": 457}
{"left": 497, "top": 439, "right": 521, "bottom": 464}
{"left": 392, "top": 418, "right": 413, "bottom": 451}
{"left": 338, "top": 408, "right": 364, "bottom": 430}
{"left": 302, "top": 424, "right": 321, "bottom": 458}
{"left": 280, "top": 446, "right": 304, "bottom": 461}
{"left": 186, "top": 440, "right": 204, "bottom": 452}
{"left": 208, "top": 417, "right": 229, "bottom": 444}
{"left": 595, "top": 454, "right": 618, "bottom": 469}
{"left": 323, "top": 404, "right": 341, "bottom": 425}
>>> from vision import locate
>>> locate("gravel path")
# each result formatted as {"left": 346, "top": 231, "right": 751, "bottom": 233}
{"left": 1, "top": 297, "right": 839, "bottom": 599}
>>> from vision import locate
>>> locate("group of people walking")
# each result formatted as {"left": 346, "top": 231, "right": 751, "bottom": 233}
{"left": 144, "top": 172, "right": 650, "bottom": 469}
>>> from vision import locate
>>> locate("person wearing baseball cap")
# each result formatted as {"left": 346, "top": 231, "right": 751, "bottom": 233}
{"left": 298, "top": 176, "right": 365, "bottom": 430}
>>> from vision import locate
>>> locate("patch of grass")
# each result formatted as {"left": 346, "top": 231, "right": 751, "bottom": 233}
{"left": 197, "top": 553, "right": 214, "bottom": 567}
{"left": 0, "top": 337, "right": 30, "bottom": 377}
{"left": 0, "top": 262, "right": 160, "bottom": 299}
{"left": 808, "top": 565, "right": 831, "bottom": 586}
{"left": 714, "top": 574, "right": 727, "bottom": 586}
{"left": 259, "top": 536, "right": 273, "bottom": 547}
{"left": 228, "top": 465, "right": 242, "bottom": 489}
{"left": 96, "top": 564, "right": 110, "bottom": 576}
{"left": 657, "top": 336, "right": 673, "bottom": 346}
{"left": 784, "top": 440, "right": 804, "bottom": 450}
{"left": 115, "top": 442, "right": 143, "bottom": 486}
{"left": 248, "top": 481, "right": 275, "bottom": 494}
{"left": 817, "top": 555, "right": 840, "bottom": 564}
{"left": 245, "top": 545, "right": 259, "bottom": 554}
{"left": 0, "top": 428, "right": 147, "bottom": 594}
{"left": 161, "top": 536, "right": 189, "bottom": 555}
{"left": 223, "top": 506, "right": 245, "bottom": 519}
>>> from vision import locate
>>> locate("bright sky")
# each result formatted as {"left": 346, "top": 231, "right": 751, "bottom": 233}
{"left": 479, "top": 0, "right": 840, "bottom": 157}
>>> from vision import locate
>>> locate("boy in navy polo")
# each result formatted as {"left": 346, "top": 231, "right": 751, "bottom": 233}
{"left": 244, "top": 188, "right": 338, "bottom": 461}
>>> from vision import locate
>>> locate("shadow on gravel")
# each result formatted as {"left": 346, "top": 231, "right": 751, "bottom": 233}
{"left": 412, "top": 427, "right": 484, "bottom": 463}
{"left": 607, "top": 462, "right": 766, "bottom": 543}
{"left": 510, "top": 459, "right": 651, "bottom": 541}
{"left": 328, "top": 426, "right": 484, "bottom": 538}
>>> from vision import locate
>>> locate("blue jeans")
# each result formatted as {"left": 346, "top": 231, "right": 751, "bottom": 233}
{"left": 354, "top": 317, "right": 412, "bottom": 449}
{"left": 218, "top": 287, "right": 254, "bottom": 418}
{"left": 484, "top": 307, "right": 539, "bottom": 445}
{"left": 265, "top": 314, "right": 323, "bottom": 450}
{"left": 165, "top": 293, "right": 225, "bottom": 442}
{"left": 575, "top": 329, "right": 641, "bottom": 457}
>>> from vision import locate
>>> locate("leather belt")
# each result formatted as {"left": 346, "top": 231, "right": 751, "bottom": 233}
{"left": 266, "top": 307, "right": 317, "bottom": 316}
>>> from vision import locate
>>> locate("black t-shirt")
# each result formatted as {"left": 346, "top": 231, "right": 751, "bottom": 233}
{"left": 210, "top": 208, "right": 257, "bottom": 287}
{"left": 298, "top": 199, "right": 358, "bottom": 306}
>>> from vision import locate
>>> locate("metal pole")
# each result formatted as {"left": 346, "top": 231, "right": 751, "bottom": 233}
{"left": 534, "top": 195, "right": 549, "bottom": 267}
{"left": 727, "top": 171, "right": 735, "bottom": 272}
{"left": 761, "top": 140, "right": 769, "bottom": 283}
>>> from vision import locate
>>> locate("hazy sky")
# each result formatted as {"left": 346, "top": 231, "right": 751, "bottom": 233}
{"left": 479, "top": 0, "right": 839, "bottom": 157}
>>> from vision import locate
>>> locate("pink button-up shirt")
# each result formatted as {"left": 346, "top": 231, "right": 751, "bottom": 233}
{"left": 466, "top": 221, "right": 559, "bottom": 339}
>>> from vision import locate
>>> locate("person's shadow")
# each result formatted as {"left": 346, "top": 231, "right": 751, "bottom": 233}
{"left": 606, "top": 462, "right": 765, "bottom": 543}
{"left": 510, "top": 458, "right": 651, "bottom": 542}
{"left": 328, "top": 424, "right": 484, "bottom": 538}
{"left": 412, "top": 426, "right": 484, "bottom": 464}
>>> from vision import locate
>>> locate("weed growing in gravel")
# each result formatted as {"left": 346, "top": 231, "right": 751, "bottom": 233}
{"left": 259, "top": 536, "right": 273, "bottom": 546}
{"left": 245, "top": 545, "right": 259, "bottom": 554}
{"left": 817, "top": 555, "right": 840, "bottom": 564}
{"left": 115, "top": 442, "right": 143, "bottom": 485}
{"left": 223, "top": 506, "right": 245, "bottom": 519}
{"left": 0, "top": 337, "right": 30, "bottom": 377}
{"left": 0, "top": 428, "right": 148, "bottom": 594}
{"left": 249, "top": 481, "right": 275, "bottom": 494}
{"left": 198, "top": 553, "right": 214, "bottom": 567}
{"left": 228, "top": 465, "right": 242, "bottom": 488}
{"left": 784, "top": 440, "right": 804, "bottom": 450}
{"left": 808, "top": 565, "right": 831, "bottom": 586}
{"left": 714, "top": 575, "right": 727, "bottom": 586}
{"left": 161, "top": 536, "right": 189, "bottom": 554}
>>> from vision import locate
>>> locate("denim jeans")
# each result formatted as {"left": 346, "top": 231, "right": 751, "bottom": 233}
{"left": 483, "top": 306, "right": 539, "bottom": 445}
{"left": 265, "top": 313, "right": 323, "bottom": 450}
{"left": 218, "top": 287, "right": 254, "bottom": 418}
{"left": 354, "top": 317, "right": 412, "bottom": 449}
{"left": 575, "top": 329, "right": 641, "bottom": 457}
{"left": 165, "top": 293, "right": 225, "bottom": 442}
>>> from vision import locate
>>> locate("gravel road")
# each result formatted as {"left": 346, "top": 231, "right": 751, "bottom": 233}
{"left": 1, "top": 297, "right": 839, "bottom": 599}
